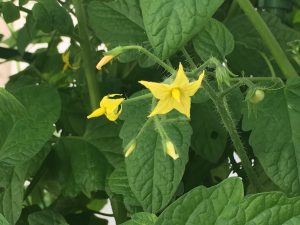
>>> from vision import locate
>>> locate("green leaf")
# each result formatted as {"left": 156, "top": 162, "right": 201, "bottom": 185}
{"left": 2, "top": 2, "right": 20, "bottom": 23}
{"left": 0, "top": 214, "right": 9, "bottom": 225}
{"left": 191, "top": 102, "right": 227, "bottom": 163}
{"left": 120, "top": 94, "right": 192, "bottom": 213}
{"left": 0, "top": 164, "right": 28, "bottom": 225}
{"left": 87, "top": 0, "right": 146, "bottom": 46}
{"left": 243, "top": 77, "right": 300, "bottom": 194}
{"left": 37, "top": 0, "right": 73, "bottom": 35}
{"left": 32, "top": 3, "right": 53, "bottom": 33}
{"left": 193, "top": 19, "right": 234, "bottom": 61}
{"left": 84, "top": 118, "right": 123, "bottom": 167}
{"left": 57, "top": 137, "right": 111, "bottom": 197}
{"left": 157, "top": 178, "right": 300, "bottom": 224}
{"left": 156, "top": 178, "right": 243, "bottom": 225}
{"left": 227, "top": 12, "right": 300, "bottom": 54}
{"left": 0, "top": 86, "right": 61, "bottom": 165}
{"left": 140, "top": 0, "right": 224, "bottom": 59}
{"left": 28, "top": 210, "right": 68, "bottom": 225}
{"left": 241, "top": 192, "right": 300, "bottom": 224}
{"left": 121, "top": 212, "right": 157, "bottom": 225}
{"left": 107, "top": 163, "right": 141, "bottom": 210}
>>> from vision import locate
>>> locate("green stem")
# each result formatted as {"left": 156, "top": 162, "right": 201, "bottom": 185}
{"left": 258, "top": 51, "right": 276, "bottom": 78}
{"left": 124, "top": 93, "right": 152, "bottom": 104}
{"left": 181, "top": 48, "right": 197, "bottom": 69}
{"left": 204, "top": 81, "right": 262, "bottom": 191}
{"left": 122, "top": 46, "right": 176, "bottom": 74}
{"left": 73, "top": 0, "right": 100, "bottom": 110}
{"left": 235, "top": 0, "right": 298, "bottom": 78}
{"left": 110, "top": 197, "right": 128, "bottom": 224}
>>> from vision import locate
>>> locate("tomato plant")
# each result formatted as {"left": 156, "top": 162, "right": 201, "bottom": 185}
{"left": 0, "top": 0, "right": 300, "bottom": 224}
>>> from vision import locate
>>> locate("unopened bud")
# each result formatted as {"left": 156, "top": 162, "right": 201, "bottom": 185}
{"left": 124, "top": 140, "right": 136, "bottom": 158}
{"left": 165, "top": 141, "right": 179, "bottom": 160}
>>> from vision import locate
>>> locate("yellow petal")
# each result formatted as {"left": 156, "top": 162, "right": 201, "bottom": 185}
{"left": 166, "top": 141, "right": 179, "bottom": 160}
{"left": 87, "top": 107, "right": 105, "bottom": 119}
{"left": 171, "top": 88, "right": 181, "bottom": 102}
{"left": 96, "top": 55, "right": 114, "bottom": 70}
{"left": 149, "top": 99, "right": 173, "bottom": 117}
{"left": 173, "top": 95, "right": 191, "bottom": 118}
{"left": 182, "top": 71, "right": 205, "bottom": 96}
{"left": 139, "top": 81, "right": 171, "bottom": 100}
{"left": 172, "top": 63, "right": 189, "bottom": 87}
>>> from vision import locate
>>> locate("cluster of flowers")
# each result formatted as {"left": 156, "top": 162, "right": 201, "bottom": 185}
{"left": 87, "top": 55, "right": 205, "bottom": 160}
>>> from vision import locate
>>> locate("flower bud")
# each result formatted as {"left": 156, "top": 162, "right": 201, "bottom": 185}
{"left": 165, "top": 141, "right": 179, "bottom": 160}
{"left": 249, "top": 89, "right": 265, "bottom": 104}
{"left": 124, "top": 140, "right": 137, "bottom": 158}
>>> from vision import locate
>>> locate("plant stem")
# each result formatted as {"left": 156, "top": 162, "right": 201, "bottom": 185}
{"left": 122, "top": 46, "right": 176, "bottom": 74}
{"left": 235, "top": 0, "right": 298, "bottom": 78}
{"left": 181, "top": 48, "right": 197, "bottom": 69}
{"left": 73, "top": 0, "right": 100, "bottom": 110}
{"left": 110, "top": 197, "right": 128, "bottom": 224}
{"left": 204, "top": 81, "right": 262, "bottom": 191}
{"left": 124, "top": 93, "right": 152, "bottom": 104}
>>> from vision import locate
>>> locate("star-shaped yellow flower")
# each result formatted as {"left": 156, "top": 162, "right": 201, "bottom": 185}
{"left": 139, "top": 64, "right": 205, "bottom": 118}
{"left": 87, "top": 94, "right": 125, "bottom": 121}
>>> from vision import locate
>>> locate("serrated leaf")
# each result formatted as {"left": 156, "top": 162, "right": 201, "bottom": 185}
{"left": 243, "top": 77, "right": 300, "bottom": 194}
{"left": 28, "top": 210, "right": 68, "bottom": 225}
{"left": 156, "top": 178, "right": 243, "bottom": 225}
{"left": 0, "top": 86, "right": 61, "bottom": 165}
{"left": 0, "top": 214, "right": 9, "bottom": 225}
{"left": 84, "top": 118, "right": 123, "bottom": 167}
{"left": 57, "top": 137, "right": 111, "bottom": 198}
{"left": 121, "top": 212, "right": 157, "bottom": 225}
{"left": 88, "top": 0, "right": 146, "bottom": 46}
{"left": 193, "top": 19, "right": 234, "bottom": 61}
{"left": 157, "top": 177, "right": 300, "bottom": 224}
{"left": 120, "top": 94, "right": 192, "bottom": 213}
{"left": 140, "top": 0, "right": 224, "bottom": 59}
{"left": 0, "top": 164, "right": 28, "bottom": 225}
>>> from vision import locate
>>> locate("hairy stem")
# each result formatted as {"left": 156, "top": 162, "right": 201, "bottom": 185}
{"left": 73, "top": 0, "right": 100, "bottom": 109}
{"left": 235, "top": 0, "right": 298, "bottom": 78}
{"left": 122, "top": 46, "right": 176, "bottom": 74}
{"left": 204, "top": 81, "right": 261, "bottom": 191}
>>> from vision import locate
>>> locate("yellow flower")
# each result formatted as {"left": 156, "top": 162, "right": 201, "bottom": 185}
{"left": 139, "top": 63, "right": 205, "bottom": 118}
{"left": 96, "top": 55, "right": 114, "bottom": 70}
{"left": 87, "top": 94, "right": 125, "bottom": 121}
{"left": 62, "top": 50, "right": 80, "bottom": 72}
{"left": 165, "top": 141, "right": 179, "bottom": 160}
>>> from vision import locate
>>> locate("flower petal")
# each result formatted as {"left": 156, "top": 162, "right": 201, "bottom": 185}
{"left": 139, "top": 81, "right": 171, "bottom": 100}
{"left": 182, "top": 71, "right": 205, "bottom": 96}
{"left": 87, "top": 107, "right": 105, "bottom": 119}
{"left": 149, "top": 99, "right": 173, "bottom": 117}
{"left": 172, "top": 63, "right": 189, "bottom": 87}
{"left": 173, "top": 95, "right": 191, "bottom": 118}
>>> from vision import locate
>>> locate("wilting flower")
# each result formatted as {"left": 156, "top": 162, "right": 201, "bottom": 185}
{"left": 62, "top": 50, "right": 80, "bottom": 71}
{"left": 96, "top": 55, "right": 114, "bottom": 70}
{"left": 87, "top": 94, "right": 125, "bottom": 121}
{"left": 139, "top": 63, "right": 205, "bottom": 118}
